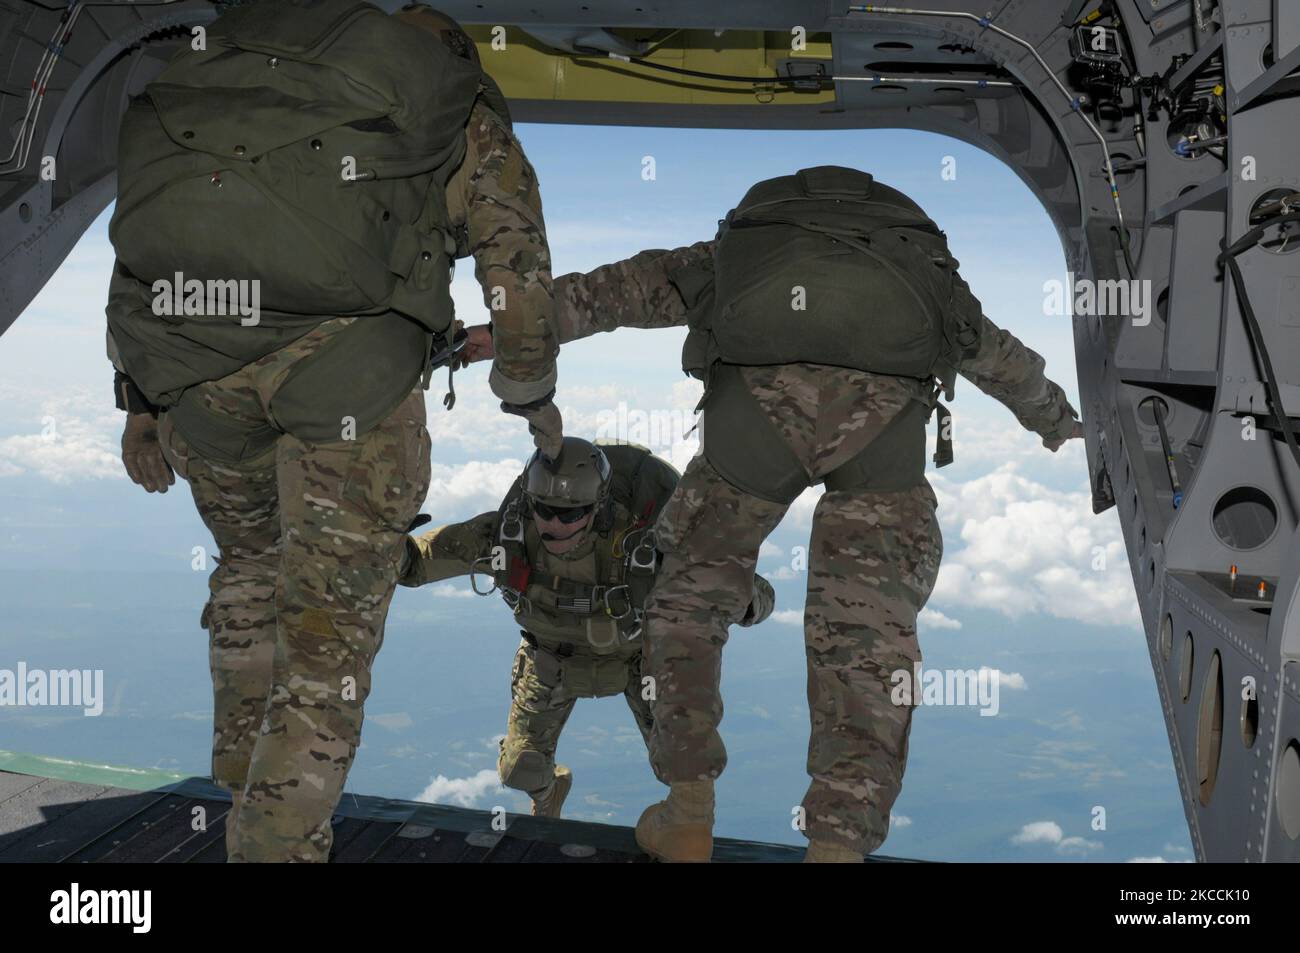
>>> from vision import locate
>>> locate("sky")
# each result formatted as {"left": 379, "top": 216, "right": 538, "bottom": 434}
{"left": 0, "top": 121, "right": 1194, "bottom": 862}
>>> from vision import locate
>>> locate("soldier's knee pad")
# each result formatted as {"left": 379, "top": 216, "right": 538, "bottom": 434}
{"left": 498, "top": 745, "right": 552, "bottom": 793}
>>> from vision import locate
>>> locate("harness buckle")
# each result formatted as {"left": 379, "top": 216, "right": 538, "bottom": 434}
{"left": 502, "top": 589, "right": 531, "bottom": 615}
{"left": 624, "top": 609, "right": 645, "bottom": 642}
{"left": 628, "top": 530, "right": 658, "bottom": 573}
{"left": 499, "top": 500, "right": 525, "bottom": 544}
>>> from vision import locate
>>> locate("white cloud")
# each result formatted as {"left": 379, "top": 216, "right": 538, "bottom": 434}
{"left": 770, "top": 609, "right": 803, "bottom": 626}
{"left": 1011, "top": 819, "right": 1102, "bottom": 855}
{"left": 920, "top": 607, "right": 962, "bottom": 630}
{"left": 0, "top": 431, "right": 122, "bottom": 483}
{"left": 369, "top": 712, "right": 414, "bottom": 731}
{"left": 1057, "top": 836, "right": 1103, "bottom": 855}
{"left": 420, "top": 458, "right": 525, "bottom": 520}
{"left": 982, "top": 667, "right": 1027, "bottom": 690}
{"left": 943, "top": 408, "right": 1088, "bottom": 470}
{"left": 428, "top": 583, "right": 476, "bottom": 599}
{"left": 1011, "top": 820, "right": 1063, "bottom": 845}
{"left": 0, "top": 391, "right": 123, "bottom": 484}
{"left": 781, "top": 486, "right": 824, "bottom": 530}
{"left": 930, "top": 463, "right": 1137, "bottom": 628}
{"left": 890, "top": 814, "right": 913, "bottom": 829}
{"left": 1127, "top": 855, "right": 1169, "bottom": 863}
{"left": 416, "top": 768, "right": 504, "bottom": 808}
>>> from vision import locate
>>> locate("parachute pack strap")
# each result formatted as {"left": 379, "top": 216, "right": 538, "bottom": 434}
{"left": 441, "top": 229, "right": 460, "bottom": 410}
{"left": 478, "top": 73, "right": 514, "bottom": 129}
{"left": 933, "top": 393, "right": 954, "bottom": 468}
{"left": 420, "top": 330, "right": 436, "bottom": 391}
{"left": 442, "top": 322, "right": 457, "bottom": 410}
{"left": 496, "top": 498, "right": 529, "bottom": 594}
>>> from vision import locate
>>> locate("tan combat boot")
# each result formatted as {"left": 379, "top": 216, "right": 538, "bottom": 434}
{"left": 635, "top": 781, "right": 715, "bottom": 863}
{"left": 530, "top": 765, "right": 573, "bottom": 818}
{"left": 803, "top": 839, "right": 864, "bottom": 863}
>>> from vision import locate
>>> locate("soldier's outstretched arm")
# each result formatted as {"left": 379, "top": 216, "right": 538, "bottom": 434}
{"left": 953, "top": 272, "right": 1082, "bottom": 451}
{"left": 738, "top": 574, "right": 776, "bottom": 627}
{"left": 398, "top": 511, "right": 498, "bottom": 588}
{"left": 458, "top": 105, "right": 558, "bottom": 400}
{"left": 552, "top": 241, "right": 715, "bottom": 343}
{"left": 454, "top": 103, "right": 562, "bottom": 457}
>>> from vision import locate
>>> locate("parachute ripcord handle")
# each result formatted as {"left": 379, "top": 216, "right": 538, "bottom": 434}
{"left": 1217, "top": 209, "right": 1300, "bottom": 473}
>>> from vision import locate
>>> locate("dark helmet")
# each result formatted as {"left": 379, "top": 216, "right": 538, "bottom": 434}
{"left": 393, "top": 4, "right": 481, "bottom": 69}
{"left": 521, "top": 437, "right": 612, "bottom": 514}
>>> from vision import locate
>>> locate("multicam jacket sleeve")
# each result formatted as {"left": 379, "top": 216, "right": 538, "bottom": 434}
{"left": 446, "top": 101, "right": 559, "bottom": 404}
{"left": 952, "top": 271, "right": 1079, "bottom": 440}
{"left": 551, "top": 241, "right": 716, "bottom": 343}
{"left": 398, "top": 511, "right": 498, "bottom": 588}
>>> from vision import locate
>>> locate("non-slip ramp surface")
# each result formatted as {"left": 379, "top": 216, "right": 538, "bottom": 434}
{"left": 1, "top": 760, "right": 907, "bottom": 863}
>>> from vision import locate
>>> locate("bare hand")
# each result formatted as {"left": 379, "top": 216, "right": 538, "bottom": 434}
{"left": 464, "top": 324, "right": 494, "bottom": 364}
{"left": 1043, "top": 420, "right": 1084, "bottom": 453}
{"left": 121, "top": 413, "right": 175, "bottom": 492}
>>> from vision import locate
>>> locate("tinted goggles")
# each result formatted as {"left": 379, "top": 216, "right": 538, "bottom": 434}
{"left": 532, "top": 501, "right": 595, "bottom": 524}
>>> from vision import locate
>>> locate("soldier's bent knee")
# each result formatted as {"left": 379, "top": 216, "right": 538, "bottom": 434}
{"left": 498, "top": 746, "right": 552, "bottom": 793}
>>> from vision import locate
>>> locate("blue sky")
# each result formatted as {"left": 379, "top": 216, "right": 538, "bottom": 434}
{"left": 0, "top": 122, "right": 1192, "bottom": 861}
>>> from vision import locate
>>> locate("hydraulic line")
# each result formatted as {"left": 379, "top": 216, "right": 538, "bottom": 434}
{"left": 584, "top": 52, "right": 1017, "bottom": 91}
{"left": 0, "top": 1, "right": 85, "bottom": 176}
{"left": 1146, "top": 398, "right": 1184, "bottom": 509}
{"left": 1, "top": 0, "right": 185, "bottom": 177}
{"left": 847, "top": 5, "right": 1136, "bottom": 277}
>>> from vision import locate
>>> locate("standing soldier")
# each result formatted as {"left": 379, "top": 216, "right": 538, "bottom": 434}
{"left": 493, "top": 166, "right": 1082, "bottom": 862}
{"left": 107, "top": 0, "right": 562, "bottom": 861}
{"left": 398, "top": 437, "right": 775, "bottom": 816}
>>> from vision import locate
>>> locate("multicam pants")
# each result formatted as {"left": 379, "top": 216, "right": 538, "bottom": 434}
{"left": 497, "top": 637, "right": 654, "bottom": 796}
{"left": 160, "top": 321, "right": 431, "bottom": 862}
{"left": 644, "top": 363, "right": 944, "bottom": 855}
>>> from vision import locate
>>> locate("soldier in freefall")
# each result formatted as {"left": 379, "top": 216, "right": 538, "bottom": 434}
{"left": 107, "top": 2, "right": 562, "bottom": 861}
{"left": 399, "top": 437, "right": 775, "bottom": 817}
{"left": 465, "top": 166, "right": 1083, "bottom": 862}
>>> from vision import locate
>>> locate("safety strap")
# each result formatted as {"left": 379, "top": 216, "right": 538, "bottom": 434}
{"left": 933, "top": 399, "right": 954, "bottom": 468}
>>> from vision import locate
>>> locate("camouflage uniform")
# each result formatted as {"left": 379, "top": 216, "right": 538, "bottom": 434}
{"left": 111, "top": 94, "right": 557, "bottom": 862}
{"left": 444, "top": 99, "right": 558, "bottom": 401}
{"left": 399, "top": 491, "right": 776, "bottom": 803}
{"left": 554, "top": 241, "right": 1077, "bottom": 855}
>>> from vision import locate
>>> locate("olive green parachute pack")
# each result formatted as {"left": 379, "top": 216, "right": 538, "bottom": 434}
{"left": 490, "top": 442, "right": 680, "bottom": 682}
{"left": 106, "top": 0, "right": 485, "bottom": 448}
{"left": 673, "top": 166, "right": 984, "bottom": 492}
